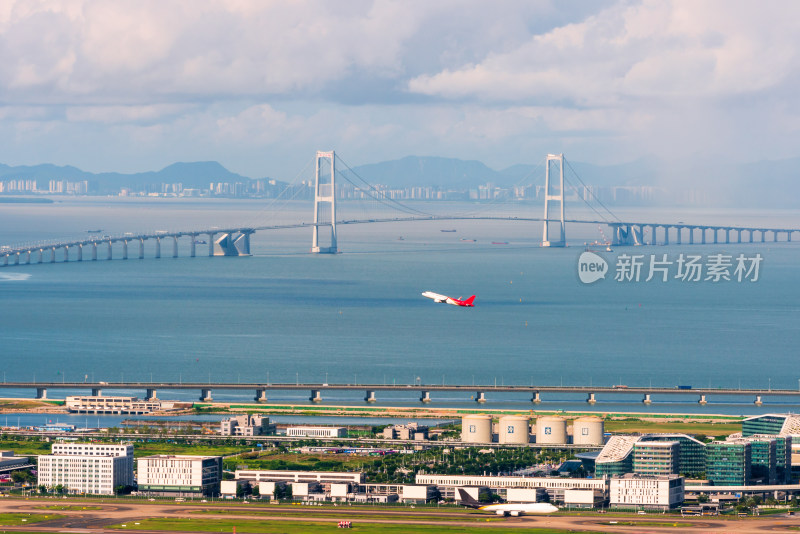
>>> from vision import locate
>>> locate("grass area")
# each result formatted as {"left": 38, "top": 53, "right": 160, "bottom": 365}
{"left": 0, "top": 512, "right": 64, "bottom": 526}
{"left": 0, "top": 399, "right": 55, "bottom": 410}
{"left": 0, "top": 438, "right": 53, "bottom": 455}
{"left": 33, "top": 504, "right": 102, "bottom": 511}
{"left": 603, "top": 420, "right": 740, "bottom": 436}
{"left": 131, "top": 442, "right": 250, "bottom": 458}
{"left": 110, "top": 517, "right": 602, "bottom": 533}
{"left": 231, "top": 452, "right": 378, "bottom": 471}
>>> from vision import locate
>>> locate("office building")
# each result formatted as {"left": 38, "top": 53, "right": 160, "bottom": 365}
{"left": 610, "top": 474, "right": 685, "bottom": 509}
{"left": 137, "top": 455, "right": 222, "bottom": 496}
{"left": 286, "top": 426, "right": 347, "bottom": 438}
{"left": 706, "top": 441, "right": 751, "bottom": 486}
{"left": 220, "top": 414, "right": 276, "bottom": 436}
{"left": 37, "top": 443, "right": 134, "bottom": 495}
{"left": 632, "top": 441, "right": 680, "bottom": 476}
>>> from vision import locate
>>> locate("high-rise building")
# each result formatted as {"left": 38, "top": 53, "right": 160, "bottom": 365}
{"left": 706, "top": 441, "right": 751, "bottom": 486}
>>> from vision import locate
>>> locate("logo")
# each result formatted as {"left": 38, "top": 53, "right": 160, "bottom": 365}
{"left": 578, "top": 251, "right": 608, "bottom": 284}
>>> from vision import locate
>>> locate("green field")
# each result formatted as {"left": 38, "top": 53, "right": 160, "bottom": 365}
{"left": 0, "top": 512, "right": 64, "bottom": 525}
{"left": 603, "top": 420, "right": 740, "bottom": 436}
{"left": 131, "top": 441, "right": 250, "bottom": 458}
{"left": 111, "top": 517, "right": 602, "bottom": 533}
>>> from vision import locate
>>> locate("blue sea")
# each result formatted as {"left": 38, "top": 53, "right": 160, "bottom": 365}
{"left": 1, "top": 197, "right": 798, "bottom": 416}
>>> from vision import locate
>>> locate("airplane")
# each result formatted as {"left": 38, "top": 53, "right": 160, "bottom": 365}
{"left": 458, "top": 488, "right": 559, "bottom": 517}
{"left": 421, "top": 291, "right": 475, "bottom": 307}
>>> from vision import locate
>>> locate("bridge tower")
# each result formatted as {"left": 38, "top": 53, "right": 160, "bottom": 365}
{"left": 311, "top": 150, "right": 337, "bottom": 253}
{"left": 542, "top": 153, "right": 566, "bottom": 247}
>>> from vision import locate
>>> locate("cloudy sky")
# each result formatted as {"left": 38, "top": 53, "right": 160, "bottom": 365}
{"left": 1, "top": 0, "right": 799, "bottom": 179}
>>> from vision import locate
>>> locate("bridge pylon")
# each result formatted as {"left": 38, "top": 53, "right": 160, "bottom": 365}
{"left": 311, "top": 150, "right": 337, "bottom": 253}
{"left": 542, "top": 153, "right": 566, "bottom": 247}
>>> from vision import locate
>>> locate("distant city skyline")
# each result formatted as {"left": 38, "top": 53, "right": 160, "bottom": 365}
{"left": 2, "top": 1, "right": 800, "bottom": 195}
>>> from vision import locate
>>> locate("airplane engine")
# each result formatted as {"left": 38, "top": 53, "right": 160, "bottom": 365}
{"left": 509, "top": 511, "right": 520, "bottom": 517}
{"left": 496, "top": 511, "right": 506, "bottom": 516}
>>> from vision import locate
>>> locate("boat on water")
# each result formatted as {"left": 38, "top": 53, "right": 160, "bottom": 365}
{"left": 460, "top": 238, "right": 476, "bottom": 242}
{"left": 194, "top": 240, "right": 207, "bottom": 245}
{"left": 87, "top": 229, "right": 103, "bottom": 233}
{"left": 492, "top": 241, "right": 509, "bottom": 245}
{"left": 440, "top": 229, "right": 457, "bottom": 232}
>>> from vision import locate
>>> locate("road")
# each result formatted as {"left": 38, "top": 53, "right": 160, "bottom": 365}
{"left": 1, "top": 498, "right": 799, "bottom": 533}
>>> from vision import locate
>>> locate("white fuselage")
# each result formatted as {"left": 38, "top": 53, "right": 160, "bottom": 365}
{"left": 479, "top": 502, "right": 559, "bottom": 516}
{"left": 421, "top": 291, "right": 458, "bottom": 305}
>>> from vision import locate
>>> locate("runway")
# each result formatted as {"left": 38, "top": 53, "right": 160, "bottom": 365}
{"left": 1, "top": 498, "right": 799, "bottom": 533}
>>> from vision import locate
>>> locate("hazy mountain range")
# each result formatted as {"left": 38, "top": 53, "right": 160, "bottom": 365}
{"left": 1, "top": 155, "right": 798, "bottom": 207}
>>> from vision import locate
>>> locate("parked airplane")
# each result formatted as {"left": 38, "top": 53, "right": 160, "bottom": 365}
{"left": 421, "top": 291, "right": 475, "bottom": 307}
{"left": 458, "top": 489, "right": 559, "bottom": 516}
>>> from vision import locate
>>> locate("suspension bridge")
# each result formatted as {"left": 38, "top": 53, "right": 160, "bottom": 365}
{"left": 1, "top": 151, "right": 797, "bottom": 266}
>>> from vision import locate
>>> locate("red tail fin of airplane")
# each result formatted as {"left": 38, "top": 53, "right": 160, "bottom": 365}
{"left": 462, "top": 295, "right": 476, "bottom": 306}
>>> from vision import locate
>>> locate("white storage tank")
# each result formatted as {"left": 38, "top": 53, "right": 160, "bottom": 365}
{"left": 535, "top": 416, "right": 567, "bottom": 445}
{"left": 461, "top": 414, "right": 493, "bottom": 443}
{"left": 498, "top": 415, "right": 530, "bottom": 444}
{"left": 572, "top": 416, "right": 605, "bottom": 446}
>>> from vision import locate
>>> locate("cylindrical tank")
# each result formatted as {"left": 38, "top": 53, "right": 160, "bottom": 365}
{"left": 461, "top": 414, "right": 492, "bottom": 443}
{"left": 498, "top": 415, "right": 530, "bottom": 444}
{"left": 571, "top": 416, "right": 605, "bottom": 446}
{"left": 535, "top": 416, "right": 567, "bottom": 445}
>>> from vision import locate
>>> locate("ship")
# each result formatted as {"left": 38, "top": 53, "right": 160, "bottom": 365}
{"left": 440, "top": 229, "right": 457, "bottom": 232}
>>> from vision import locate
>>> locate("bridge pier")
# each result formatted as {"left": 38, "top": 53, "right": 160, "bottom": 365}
{"left": 92, "top": 242, "right": 97, "bottom": 261}
{"left": 51, "top": 247, "right": 56, "bottom": 263}
{"left": 532, "top": 392, "right": 541, "bottom": 403}
{"left": 2, "top": 254, "right": 7, "bottom": 266}
{"left": 190, "top": 235, "right": 196, "bottom": 257}
{"left": 107, "top": 241, "right": 112, "bottom": 260}
{"left": 420, "top": 390, "right": 431, "bottom": 403}
{"left": 254, "top": 388, "right": 267, "bottom": 402}
{"left": 701, "top": 228, "right": 707, "bottom": 245}
{"left": 788, "top": 231, "right": 792, "bottom": 242}
{"left": 755, "top": 395, "right": 763, "bottom": 406}
{"left": 24, "top": 250, "right": 30, "bottom": 264}
{"left": 172, "top": 237, "right": 178, "bottom": 258}
{"left": 208, "top": 234, "right": 214, "bottom": 257}
{"left": 749, "top": 230, "right": 754, "bottom": 243}
{"left": 77, "top": 244, "right": 83, "bottom": 261}
{"left": 651, "top": 225, "right": 658, "bottom": 245}
{"left": 587, "top": 392, "right": 596, "bottom": 404}
{"left": 63, "top": 245, "right": 69, "bottom": 262}
{"left": 725, "top": 229, "right": 731, "bottom": 244}
{"left": 761, "top": 230, "right": 766, "bottom": 243}
{"left": 91, "top": 388, "right": 102, "bottom": 396}
{"left": 663, "top": 227, "right": 669, "bottom": 245}
{"left": 675, "top": 227, "right": 681, "bottom": 245}
{"left": 200, "top": 388, "right": 213, "bottom": 402}
{"left": 713, "top": 228, "right": 719, "bottom": 244}
{"left": 698, "top": 394, "right": 707, "bottom": 405}
{"left": 13, "top": 252, "right": 19, "bottom": 265}
{"left": 155, "top": 238, "right": 161, "bottom": 259}
{"left": 139, "top": 238, "right": 145, "bottom": 259}
{"left": 476, "top": 391, "right": 486, "bottom": 404}
{"left": 123, "top": 240, "right": 128, "bottom": 260}
{"left": 36, "top": 387, "right": 47, "bottom": 399}
{"left": 737, "top": 229, "right": 743, "bottom": 243}
{"left": 37, "top": 249, "right": 43, "bottom": 264}
{"left": 774, "top": 230, "right": 779, "bottom": 242}
{"left": 688, "top": 227, "right": 694, "bottom": 245}
{"left": 365, "top": 390, "right": 376, "bottom": 403}
{"left": 146, "top": 389, "right": 158, "bottom": 401}
{"left": 643, "top": 394, "right": 652, "bottom": 405}
{"left": 310, "top": 389, "right": 322, "bottom": 402}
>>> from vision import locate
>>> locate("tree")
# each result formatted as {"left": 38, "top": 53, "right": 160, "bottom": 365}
{"left": 697, "top": 493, "right": 709, "bottom": 503}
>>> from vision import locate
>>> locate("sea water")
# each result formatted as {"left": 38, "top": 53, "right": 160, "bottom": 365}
{"left": 0, "top": 197, "right": 798, "bottom": 415}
